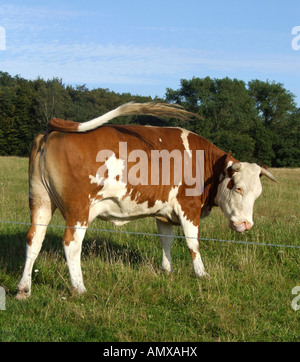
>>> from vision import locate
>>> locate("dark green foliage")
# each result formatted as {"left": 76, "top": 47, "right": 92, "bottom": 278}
{"left": 0, "top": 72, "right": 299, "bottom": 166}
{"left": 166, "top": 77, "right": 300, "bottom": 166}
{"left": 0, "top": 72, "right": 153, "bottom": 157}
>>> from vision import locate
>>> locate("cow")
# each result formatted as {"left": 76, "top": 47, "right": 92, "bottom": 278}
{"left": 16, "top": 102, "right": 277, "bottom": 300}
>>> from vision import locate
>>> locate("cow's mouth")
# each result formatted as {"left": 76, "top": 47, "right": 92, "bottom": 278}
{"left": 229, "top": 221, "right": 253, "bottom": 233}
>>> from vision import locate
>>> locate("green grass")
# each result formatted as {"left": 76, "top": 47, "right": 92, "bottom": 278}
{"left": 0, "top": 156, "right": 299, "bottom": 342}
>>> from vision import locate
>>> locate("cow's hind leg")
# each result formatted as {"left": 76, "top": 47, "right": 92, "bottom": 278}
{"left": 156, "top": 219, "right": 174, "bottom": 273}
{"left": 16, "top": 200, "right": 55, "bottom": 300}
{"left": 62, "top": 214, "right": 88, "bottom": 295}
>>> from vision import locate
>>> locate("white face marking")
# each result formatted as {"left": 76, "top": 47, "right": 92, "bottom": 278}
{"left": 215, "top": 162, "right": 263, "bottom": 231}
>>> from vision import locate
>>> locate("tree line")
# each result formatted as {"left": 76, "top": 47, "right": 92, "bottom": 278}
{"left": 0, "top": 71, "right": 299, "bottom": 167}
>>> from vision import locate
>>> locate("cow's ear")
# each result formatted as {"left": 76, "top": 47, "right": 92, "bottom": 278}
{"left": 226, "top": 166, "right": 234, "bottom": 178}
{"left": 227, "top": 178, "right": 234, "bottom": 189}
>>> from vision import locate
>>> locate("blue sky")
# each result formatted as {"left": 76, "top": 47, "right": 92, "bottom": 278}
{"left": 0, "top": 0, "right": 299, "bottom": 104}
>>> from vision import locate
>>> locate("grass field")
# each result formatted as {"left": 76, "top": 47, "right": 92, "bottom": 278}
{"left": 0, "top": 156, "right": 299, "bottom": 342}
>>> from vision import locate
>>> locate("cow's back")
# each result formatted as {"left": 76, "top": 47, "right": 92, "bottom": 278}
{"left": 37, "top": 124, "right": 227, "bottom": 223}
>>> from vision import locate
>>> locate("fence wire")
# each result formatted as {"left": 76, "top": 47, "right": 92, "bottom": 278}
{"left": 0, "top": 219, "right": 299, "bottom": 249}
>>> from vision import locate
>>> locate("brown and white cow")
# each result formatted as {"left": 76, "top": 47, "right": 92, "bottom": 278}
{"left": 16, "top": 102, "right": 277, "bottom": 299}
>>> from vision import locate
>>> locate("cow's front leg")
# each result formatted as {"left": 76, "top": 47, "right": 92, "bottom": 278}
{"left": 63, "top": 221, "right": 87, "bottom": 295}
{"left": 181, "top": 217, "right": 210, "bottom": 278}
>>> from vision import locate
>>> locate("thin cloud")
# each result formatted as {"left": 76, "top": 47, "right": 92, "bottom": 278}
{"left": 2, "top": 40, "right": 299, "bottom": 84}
{"left": 0, "top": 2, "right": 299, "bottom": 97}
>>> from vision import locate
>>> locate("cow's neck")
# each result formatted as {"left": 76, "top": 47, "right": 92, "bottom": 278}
{"left": 198, "top": 136, "right": 237, "bottom": 217}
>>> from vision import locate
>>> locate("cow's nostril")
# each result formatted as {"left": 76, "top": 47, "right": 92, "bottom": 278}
{"left": 245, "top": 221, "right": 253, "bottom": 230}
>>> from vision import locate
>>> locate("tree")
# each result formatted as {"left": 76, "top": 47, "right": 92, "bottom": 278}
{"left": 249, "top": 118, "right": 275, "bottom": 165}
{"left": 248, "top": 80, "right": 297, "bottom": 127}
{"left": 272, "top": 108, "right": 300, "bottom": 167}
{"left": 248, "top": 80, "right": 299, "bottom": 166}
{"left": 166, "top": 77, "right": 258, "bottom": 160}
{"left": 33, "top": 78, "right": 71, "bottom": 130}
{"left": 0, "top": 72, "right": 298, "bottom": 166}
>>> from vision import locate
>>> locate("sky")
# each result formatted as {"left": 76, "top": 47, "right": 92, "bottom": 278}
{"left": 0, "top": 0, "right": 299, "bottom": 104}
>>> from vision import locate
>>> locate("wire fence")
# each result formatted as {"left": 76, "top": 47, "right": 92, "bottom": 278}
{"left": 0, "top": 219, "right": 299, "bottom": 249}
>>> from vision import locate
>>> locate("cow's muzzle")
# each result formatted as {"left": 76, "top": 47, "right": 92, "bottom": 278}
{"left": 230, "top": 220, "right": 253, "bottom": 233}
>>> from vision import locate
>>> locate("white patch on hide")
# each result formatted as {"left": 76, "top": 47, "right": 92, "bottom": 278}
{"left": 180, "top": 129, "right": 192, "bottom": 158}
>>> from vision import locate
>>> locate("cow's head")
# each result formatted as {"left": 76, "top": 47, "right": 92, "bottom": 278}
{"left": 215, "top": 162, "right": 277, "bottom": 232}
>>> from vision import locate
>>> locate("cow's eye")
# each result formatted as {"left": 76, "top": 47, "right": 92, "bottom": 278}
{"left": 235, "top": 187, "right": 243, "bottom": 194}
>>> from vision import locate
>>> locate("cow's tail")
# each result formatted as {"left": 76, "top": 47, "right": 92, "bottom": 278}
{"left": 47, "top": 102, "right": 199, "bottom": 133}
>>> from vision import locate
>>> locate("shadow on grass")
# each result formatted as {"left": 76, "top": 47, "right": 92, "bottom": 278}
{"left": 0, "top": 226, "right": 145, "bottom": 278}
{"left": 82, "top": 237, "right": 144, "bottom": 267}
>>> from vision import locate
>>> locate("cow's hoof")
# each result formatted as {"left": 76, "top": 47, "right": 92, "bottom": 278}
{"left": 16, "top": 288, "right": 30, "bottom": 300}
{"left": 196, "top": 271, "right": 211, "bottom": 279}
{"left": 70, "top": 286, "right": 87, "bottom": 296}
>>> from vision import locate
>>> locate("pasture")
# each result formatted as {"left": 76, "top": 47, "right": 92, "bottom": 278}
{"left": 0, "top": 156, "right": 299, "bottom": 342}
